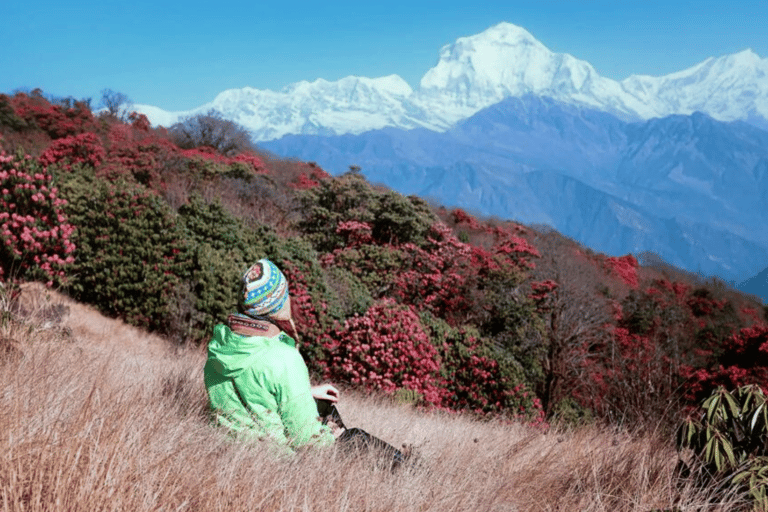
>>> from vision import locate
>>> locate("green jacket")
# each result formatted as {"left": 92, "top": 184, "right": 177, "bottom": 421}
{"left": 204, "top": 323, "right": 335, "bottom": 450}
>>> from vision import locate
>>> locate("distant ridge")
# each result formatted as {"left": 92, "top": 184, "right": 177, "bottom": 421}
{"left": 739, "top": 266, "right": 768, "bottom": 304}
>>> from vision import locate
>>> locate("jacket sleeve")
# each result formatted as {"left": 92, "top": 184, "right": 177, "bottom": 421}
{"left": 275, "top": 348, "right": 335, "bottom": 449}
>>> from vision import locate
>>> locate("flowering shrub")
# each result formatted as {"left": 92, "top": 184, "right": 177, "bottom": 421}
{"left": 100, "top": 124, "right": 165, "bottom": 185}
{"left": 128, "top": 111, "right": 151, "bottom": 132}
{"left": 290, "top": 172, "right": 321, "bottom": 190}
{"left": 528, "top": 279, "right": 558, "bottom": 307}
{"left": 434, "top": 319, "right": 545, "bottom": 423}
{"left": 180, "top": 146, "right": 266, "bottom": 181}
{"left": 289, "top": 163, "right": 331, "bottom": 189}
{"left": 335, "top": 220, "right": 373, "bottom": 246}
{"left": 321, "top": 299, "right": 446, "bottom": 405}
{"left": 450, "top": 208, "right": 481, "bottom": 230}
{"left": 8, "top": 92, "right": 97, "bottom": 139}
{"left": 281, "top": 257, "right": 332, "bottom": 345}
{"left": 0, "top": 150, "right": 75, "bottom": 285}
{"left": 391, "top": 223, "right": 472, "bottom": 320}
{"left": 39, "top": 132, "right": 105, "bottom": 171}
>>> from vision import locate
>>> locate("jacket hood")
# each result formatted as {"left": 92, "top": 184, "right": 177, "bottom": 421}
{"left": 206, "top": 323, "right": 296, "bottom": 378}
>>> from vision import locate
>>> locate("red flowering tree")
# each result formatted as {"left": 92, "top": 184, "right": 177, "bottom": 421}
{"left": 575, "top": 325, "right": 680, "bottom": 423}
{"left": 289, "top": 164, "right": 329, "bottom": 190}
{"left": 568, "top": 276, "right": 750, "bottom": 425}
{"left": 128, "top": 111, "right": 151, "bottom": 132}
{"left": 603, "top": 254, "right": 639, "bottom": 288}
{"left": 0, "top": 150, "right": 75, "bottom": 285}
{"left": 526, "top": 232, "right": 615, "bottom": 416}
{"left": 681, "top": 324, "right": 768, "bottom": 402}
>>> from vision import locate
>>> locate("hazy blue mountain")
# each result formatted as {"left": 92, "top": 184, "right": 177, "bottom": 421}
{"left": 738, "top": 266, "right": 768, "bottom": 303}
{"left": 262, "top": 96, "right": 768, "bottom": 286}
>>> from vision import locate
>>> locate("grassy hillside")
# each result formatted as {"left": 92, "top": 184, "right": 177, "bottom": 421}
{"left": 0, "top": 284, "right": 747, "bottom": 511}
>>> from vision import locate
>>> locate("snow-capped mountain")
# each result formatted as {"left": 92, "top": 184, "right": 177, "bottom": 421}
{"left": 416, "top": 23, "right": 649, "bottom": 122}
{"left": 620, "top": 49, "right": 768, "bottom": 127}
{"left": 135, "top": 22, "right": 768, "bottom": 141}
{"left": 136, "top": 75, "right": 453, "bottom": 141}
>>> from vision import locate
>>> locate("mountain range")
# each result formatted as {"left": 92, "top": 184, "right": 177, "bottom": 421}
{"left": 137, "top": 23, "right": 768, "bottom": 140}
{"left": 134, "top": 22, "right": 768, "bottom": 301}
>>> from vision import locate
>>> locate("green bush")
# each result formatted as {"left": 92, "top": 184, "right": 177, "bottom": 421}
{"left": 297, "top": 173, "right": 436, "bottom": 252}
{"left": 477, "top": 263, "right": 545, "bottom": 388}
{"left": 58, "top": 165, "right": 189, "bottom": 333}
{"left": 322, "top": 266, "right": 373, "bottom": 319}
{"left": 176, "top": 194, "right": 277, "bottom": 342}
{"left": 420, "top": 313, "right": 543, "bottom": 421}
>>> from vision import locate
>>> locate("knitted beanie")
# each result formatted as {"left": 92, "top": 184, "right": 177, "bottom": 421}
{"left": 240, "top": 259, "right": 290, "bottom": 319}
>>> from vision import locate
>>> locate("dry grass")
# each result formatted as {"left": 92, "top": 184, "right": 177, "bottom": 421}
{"left": 0, "top": 284, "right": 748, "bottom": 511}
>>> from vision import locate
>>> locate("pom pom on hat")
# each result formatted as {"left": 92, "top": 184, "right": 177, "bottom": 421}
{"left": 240, "top": 259, "right": 290, "bottom": 319}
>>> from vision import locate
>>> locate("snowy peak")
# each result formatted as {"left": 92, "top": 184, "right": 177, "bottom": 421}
{"left": 621, "top": 48, "right": 768, "bottom": 122}
{"left": 475, "top": 22, "right": 541, "bottom": 45}
{"left": 416, "top": 22, "right": 650, "bottom": 122}
{"left": 420, "top": 22, "right": 551, "bottom": 92}
{"left": 419, "top": 23, "right": 593, "bottom": 101}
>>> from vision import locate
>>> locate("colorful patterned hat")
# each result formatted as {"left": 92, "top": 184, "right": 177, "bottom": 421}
{"left": 240, "top": 259, "right": 290, "bottom": 319}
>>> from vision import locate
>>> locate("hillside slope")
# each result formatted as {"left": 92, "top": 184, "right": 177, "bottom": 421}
{"left": 0, "top": 284, "right": 745, "bottom": 511}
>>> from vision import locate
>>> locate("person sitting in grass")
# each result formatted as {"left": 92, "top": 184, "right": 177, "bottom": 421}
{"left": 204, "top": 258, "right": 340, "bottom": 450}
{"left": 204, "top": 258, "right": 410, "bottom": 467}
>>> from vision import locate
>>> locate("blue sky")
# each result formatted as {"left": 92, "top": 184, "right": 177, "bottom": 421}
{"left": 3, "top": 0, "right": 767, "bottom": 111}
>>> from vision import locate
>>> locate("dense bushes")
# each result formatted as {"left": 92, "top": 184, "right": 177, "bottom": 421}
{"left": 175, "top": 195, "right": 273, "bottom": 341}
{"left": 1, "top": 91, "right": 766, "bottom": 426}
{"left": 298, "top": 173, "right": 436, "bottom": 251}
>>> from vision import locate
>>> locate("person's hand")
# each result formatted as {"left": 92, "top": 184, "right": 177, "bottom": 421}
{"left": 311, "top": 383, "right": 340, "bottom": 402}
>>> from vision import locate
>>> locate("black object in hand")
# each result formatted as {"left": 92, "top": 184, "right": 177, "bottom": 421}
{"left": 316, "top": 398, "right": 346, "bottom": 430}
